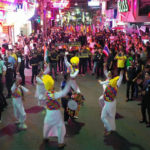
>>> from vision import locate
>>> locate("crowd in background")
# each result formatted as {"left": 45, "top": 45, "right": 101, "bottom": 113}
{"left": 0, "top": 28, "right": 150, "bottom": 126}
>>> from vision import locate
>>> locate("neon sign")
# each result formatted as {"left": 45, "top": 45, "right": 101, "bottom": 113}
{"left": 51, "top": 0, "right": 69, "bottom": 8}
{"left": 118, "top": 0, "right": 129, "bottom": 12}
{"left": 88, "top": 0, "right": 100, "bottom": 7}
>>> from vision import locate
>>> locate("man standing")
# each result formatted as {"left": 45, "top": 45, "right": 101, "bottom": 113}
{"left": 126, "top": 62, "right": 137, "bottom": 102}
{"left": 140, "top": 72, "right": 150, "bottom": 127}
{"left": 17, "top": 51, "right": 25, "bottom": 85}
{"left": 24, "top": 42, "right": 30, "bottom": 69}
{"left": 0, "top": 55, "right": 7, "bottom": 108}
{"left": 5, "top": 57, "right": 14, "bottom": 98}
{"left": 30, "top": 53, "right": 39, "bottom": 85}
{"left": 48, "top": 48, "right": 58, "bottom": 80}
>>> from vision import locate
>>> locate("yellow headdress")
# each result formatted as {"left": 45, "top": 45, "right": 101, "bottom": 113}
{"left": 70, "top": 56, "right": 79, "bottom": 66}
{"left": 109, "top": 76, "right": 119, "bottom": 88}
{"left": 42, "top": 75, "right": 54, "bottom": 91}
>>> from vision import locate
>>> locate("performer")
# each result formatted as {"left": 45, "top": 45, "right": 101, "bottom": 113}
{"left": 98, "top": 65, "right": 112, "bottom": 108}
{"left": 64, "top": 52, "right": 80, "bottom": 93}
{"left": 35, "top": 70, "right": 46, "bottom": 106}
{"left": 11, "top": 77, "right": 29, "bottom": 129}
{"left": 61, "top": 74, "right": 72, "bottom": 124}
{"left": 42, "top": 75, "right": 71, "bottom": 148}
{"left": 101, "top": 70, "right": 123, "bottom": 135}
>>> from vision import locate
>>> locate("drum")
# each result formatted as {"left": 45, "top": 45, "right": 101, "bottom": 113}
{"left": 72, "top": 93, "right": 85, "bottom": 105}
{"left": 67, "top": 100, "right": 78, "bottom": 117}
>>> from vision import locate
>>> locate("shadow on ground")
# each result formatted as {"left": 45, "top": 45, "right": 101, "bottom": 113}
{"left": 0, "top": 124, "right": 24, "bottom": 137}
{"left": 39, "top": 141, "right": 59, "bottom": 150}
{"left": 25, "top": 106, "right": 45, "bottom": 114}
{"left": 66, "top": 119, "right": 85, "bottom": 137}
{"left": 115, "top": 113, "right": 124, "bottom": 120}
{"left": 104, "top": 131, "right": 145, "bottom": 150}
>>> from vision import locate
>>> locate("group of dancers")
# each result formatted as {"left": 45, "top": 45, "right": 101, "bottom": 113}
{"left": 10, "top": 53, "right": 123, "bottom": 148}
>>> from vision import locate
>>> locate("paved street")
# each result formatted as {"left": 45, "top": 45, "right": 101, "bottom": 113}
{"left": 0, "top": 69, "right": 150, "bottom": 150}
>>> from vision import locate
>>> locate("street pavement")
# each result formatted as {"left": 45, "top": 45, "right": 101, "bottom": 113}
{"left": 0, "top": 68, "right": 150, "bottom": 150}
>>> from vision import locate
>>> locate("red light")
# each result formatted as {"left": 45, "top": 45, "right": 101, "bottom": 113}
{"left": 148, "top": 12, "right": 150, "bottom": 17}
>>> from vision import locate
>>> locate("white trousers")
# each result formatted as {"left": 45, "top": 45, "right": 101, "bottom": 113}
{"left": 101, "top": 100, "right": 116, "bottom": 132}
{"left": 12, "top": 98, "right": 26, "bottom": 124}
{"left": 43, "top": 109, "right": 66, "bottom": 144}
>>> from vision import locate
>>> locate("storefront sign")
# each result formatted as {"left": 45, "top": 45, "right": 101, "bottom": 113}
{"left": 118, "top": 0, "right": 129, "bottom": 12}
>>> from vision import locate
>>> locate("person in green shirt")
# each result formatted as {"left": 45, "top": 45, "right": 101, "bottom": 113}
{"left": 126, "top": 52, "right": 133, "bottom": 68}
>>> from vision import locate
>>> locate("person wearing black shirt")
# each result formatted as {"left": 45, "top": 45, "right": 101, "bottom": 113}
{"left": 125, "top": 62, "right": 137, "bottom": 102}
{"left": 139, "top": 72, "right": 150, "bottom": 127}
{"left": 30, "top": 53, "right": 39, "bottom": 85}
{"left": 2, "top": 39, "right": 8, "bottom": 50}
{"left": 17, "top": 52, "right": 25, "bottom": 85}
{"left": 107, "top": 50, "right": 114, "bottom": 71}
{"left": 96, "top": 49, "right": 104, "bottom": 79}
{"left": 5, "top": 57, "right": 14, "bottom": 98}
{"left": 48, "top": 49, "right": 58, "bottom": 80}
{"left": 37, "top": 48, "right": 44, "bottom": 71}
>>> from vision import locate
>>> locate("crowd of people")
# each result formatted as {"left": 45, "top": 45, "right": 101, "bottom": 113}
{"left": 0, "top": 28, "right": 150, "bottom": 147}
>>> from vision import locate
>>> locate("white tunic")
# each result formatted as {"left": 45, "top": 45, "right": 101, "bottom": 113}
{"left": 11, "top": 83, "right": 29, "bottom": 123}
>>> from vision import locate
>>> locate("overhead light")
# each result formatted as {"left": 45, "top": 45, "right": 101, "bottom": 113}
{"left": 75, "top": 2, "right": 78, "bottom": 6}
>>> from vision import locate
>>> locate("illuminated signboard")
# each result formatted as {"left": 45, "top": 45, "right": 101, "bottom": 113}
{"left": 118, "top": 0, "right": 129, "bottom": 12}
{"left": 88, "top": 0, "right": 100, "bottom": 7}
{"left": 51, "top": 0, "right": 69, "bottom": 8}
{"left": 0, "top": 11, "right": 4, "bottom": 20}
{"left": 1, "top": 0, "right": 15, "bottom": 3}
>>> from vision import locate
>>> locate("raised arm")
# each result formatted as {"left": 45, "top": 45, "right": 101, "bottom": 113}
{"left": 70, "top": 69, "right": 79, "bottom": 78}
{"left": 11, "top": 82, "right": 17, "bottom": 93}
{"left": 36, "top": 76, "right": 44, "bottom": 84}
{"left": 20, "top": 86, "right": 29, "bottom": 93}
{"left": 117, "top": 70, "right": 123, "bottom": 87}
{"left": 99, "top": 80, "right": 109, "bottom": 85}
{"left": 54, "top": 81, "right": 71, "bottom": 99}
{"left": 64, "top": 55, "right": 71, "bottom": 68}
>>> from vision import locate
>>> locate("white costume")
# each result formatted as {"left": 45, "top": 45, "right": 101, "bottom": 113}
{"left": 99, "top": 70, "right": 111, "bottom": 108}
{"left": 101, "top": 73, "right": 123, "bottom": 132}
{"left": 11, "top": 83, "right": 29, "bottom": 128}
{"left": 35, "top": 76, "right": 46, "bottom": 106}
{"left": 43, "top": 80, "right": 71, "bottom": 144}
{"left": 64, "top": 56, "right": 80, "bottom": 93}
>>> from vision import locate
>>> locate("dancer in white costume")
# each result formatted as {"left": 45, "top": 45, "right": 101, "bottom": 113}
{"left": 35, "top": 70, "right": 46, "bottom": 106}
{"left": 11, "top": 78, "right": 29, "bottom": 129}
{"left": 98, "top": 67, "right": 112, "bottom": 108}
{"left": 64, "top": 53, "right": 80, "bottom": 93}
{"left": 42, "top": 75, "right": 71, "bottom": 148}
{"left": 35, "top": 68, "right": 51, "bottom": 106}
{"left": 101, "top": 70, "right": 123, "bottom": 135}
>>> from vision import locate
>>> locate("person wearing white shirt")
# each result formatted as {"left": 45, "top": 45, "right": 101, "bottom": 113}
{"left": 24, "top": 43, "right": 30, "bottom": 69}
{"left": 11, "top": 78, "right": 29, "bottom": 129}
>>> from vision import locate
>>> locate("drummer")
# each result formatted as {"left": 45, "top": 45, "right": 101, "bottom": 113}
{"left": 61, "top": 73, "right": 72, "bottom": 124}
{"left": 42, "top": 75, "right": 71, "bottom": 148}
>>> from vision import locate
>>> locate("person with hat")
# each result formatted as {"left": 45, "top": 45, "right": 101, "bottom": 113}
{"left": 98, "top": 64, "right": 112, "bottom": 108}
{"left": 64, "top": 53, "right": 80, "bottom": 93}
{"left": 101, "top": 70, "right": 123, "bottom": 135}
{"left": 42, "top": 74, "right": 72, "bottom": 148}
{"left": 11, "top": 77, "right": 29, "bottom": 129}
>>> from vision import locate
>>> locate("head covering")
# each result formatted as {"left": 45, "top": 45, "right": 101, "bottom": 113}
{"left": 109, "top": 76, "right": 119, "bottom": 87}
{"left": 42, "top": 75, "right": 54, "bottom": 91}
{"left": 70, "top": 56, "right": 79, "bottom": 66}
